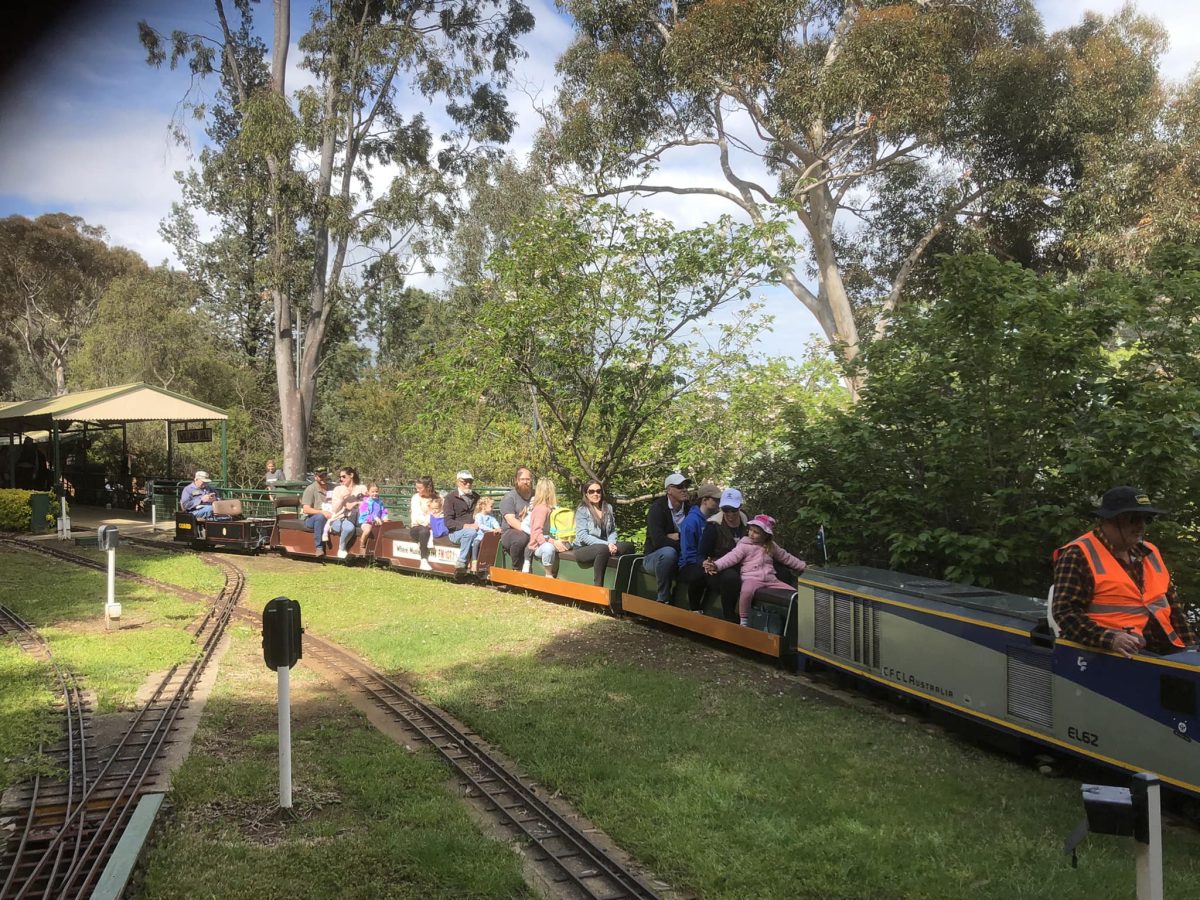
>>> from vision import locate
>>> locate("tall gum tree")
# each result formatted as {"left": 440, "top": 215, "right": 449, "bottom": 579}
{"left": 0, "top": 214, "right": 142, "bottom": 397}
{"left": 141, "top": 0, "right": 534, "bottom": 478}
{"left": 549, "top": 1, "right": 1166, "bottom": 390}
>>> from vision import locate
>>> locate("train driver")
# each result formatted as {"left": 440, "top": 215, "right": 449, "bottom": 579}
{"left": 180, "top": 471, "right": 220, "bottom": 519}
{"left": 1052, "top": 485, "right": 1197, "bottom": 658}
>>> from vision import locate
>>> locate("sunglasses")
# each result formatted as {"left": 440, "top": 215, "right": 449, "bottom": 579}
{"left": 586, "top": 489, "right": 602, "bottom": 496}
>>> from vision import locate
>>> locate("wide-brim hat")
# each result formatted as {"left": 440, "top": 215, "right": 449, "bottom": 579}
{"left": 1094, "top": 486, "right": 1167, "bottom": 519}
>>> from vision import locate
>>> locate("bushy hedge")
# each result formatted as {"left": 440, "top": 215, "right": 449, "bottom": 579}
{"left": 0, "top": 490, "right": 57, "bottom": 533}
{"left": 745, "top": 247, "right": 1200, "bottom": 610}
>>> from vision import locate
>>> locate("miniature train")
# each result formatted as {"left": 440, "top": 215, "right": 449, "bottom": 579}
{"left": 173, "top": 503, "right": 1200, "bottom": 801}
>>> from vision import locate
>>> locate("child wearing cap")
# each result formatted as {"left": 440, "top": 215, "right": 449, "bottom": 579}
{"left": 706, "top": 514, "right": 805, "bottom": 626}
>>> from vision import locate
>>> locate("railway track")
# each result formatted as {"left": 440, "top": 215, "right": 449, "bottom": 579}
{"left": 120, "top": 536, "right": 665, "bottom": 898}
{"left": 0, "top": 605, "right": 93, "bottom": 900}
{"left": 0, "top": 539, "right": 243, "bottom": 899}
{"left": 237, "top": 607, "right": 663, "bottom": 900}
{"left": 8, "top": 536, "right": 665, "bottom": 897}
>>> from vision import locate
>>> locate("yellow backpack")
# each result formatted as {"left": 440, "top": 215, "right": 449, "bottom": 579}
{"left": 549, "top": 506, "right": 575, "bottom": 541}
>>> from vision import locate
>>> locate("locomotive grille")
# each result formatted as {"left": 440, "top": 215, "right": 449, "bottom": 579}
{"left": 814, "top": 588, "right": 832, "bottom": 652}
{"left": 834, "top": 595, "right": 853, "bottom": 657}
{"left": 813, "top": 588, "right": 879, "bottom": 668}
{"left": 1006, "top": 646, "right": 1053, "bottom": 729}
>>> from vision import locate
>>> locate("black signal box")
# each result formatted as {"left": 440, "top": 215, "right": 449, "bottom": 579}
{"left": 262, "top": 597, "right": 303, "bottom": 671}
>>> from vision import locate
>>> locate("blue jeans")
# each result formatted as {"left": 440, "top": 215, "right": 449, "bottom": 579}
{"left": 642, "top": 546, "right": 678, "bottom": 603}
{"left": 529, "top": 541, "right": 558, "bottom": 571}
{"left": 448, "top": 528, "right": 475, "bottom": 565}
{"left": 329, "top": 518, "right": 357, "bottom": 554}
{"left": 190, "top": 504, "right": 214, "bottom": 520}
{"left": 305, "top": 513, "right": 327, "bottom": 551}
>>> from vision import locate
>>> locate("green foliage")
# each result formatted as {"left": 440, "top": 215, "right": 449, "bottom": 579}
{"left": 551, "top": 1, "right": 1172, "bottom": 375}
{"left": 140, "top": 0, "right": 537, "bottom": 477}
{"left": 0, "top": 490, "right": 54, "bottom": 532}
{"left": 329, "top": 365, "right": 536, "bottom": 486}
{"left": 0, "top": 213, "right": 144, "bottom": 398}
{"left": 748, "top": 248, "right": 1200, "bottom": 601}
{"left": 473, "top": 199, "right": 788, "bottom": 493}
{"left": 71, "top": 267, "right": 278, "bottom": 486}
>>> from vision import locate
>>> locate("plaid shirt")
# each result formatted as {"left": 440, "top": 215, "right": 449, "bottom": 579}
{"left": 1052, "top": 529, "right": 1197, "bottom": 653}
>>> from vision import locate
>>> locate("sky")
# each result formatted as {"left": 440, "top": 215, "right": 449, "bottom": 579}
{"left": 1, "top": 0, "right": 1197, "bottom": 363}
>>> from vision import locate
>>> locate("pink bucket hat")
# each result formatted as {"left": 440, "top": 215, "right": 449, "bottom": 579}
{"left": 749, "top": 514, "right": 775, "bottom": 535}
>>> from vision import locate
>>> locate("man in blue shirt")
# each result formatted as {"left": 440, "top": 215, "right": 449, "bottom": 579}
{"left": 180, "top": 471, "right": 219, "bottom": 519}
{"left": 678, "top": 483, "right": 721, "bottom": 610}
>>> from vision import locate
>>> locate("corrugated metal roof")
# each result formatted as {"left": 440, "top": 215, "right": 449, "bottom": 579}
{"left": 0, "top": 383, "right": 227, "bottom": 432}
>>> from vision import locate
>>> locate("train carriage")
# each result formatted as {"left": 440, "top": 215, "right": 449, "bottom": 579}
{"left": 795, "top": 566, "right": 1200, "bottom": 798}
{"left": 487, "top": 542, "right": 639, "bottom": 607}
{"left": 373, "top": 521, "right": 501, "bottom": 577}
{"left": 620, "top": 558, "right": 799, "bottom": 661}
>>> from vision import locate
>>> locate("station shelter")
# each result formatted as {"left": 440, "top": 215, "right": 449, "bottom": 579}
{"left": 0, "top": 383, "right": 229, "bottom": 511}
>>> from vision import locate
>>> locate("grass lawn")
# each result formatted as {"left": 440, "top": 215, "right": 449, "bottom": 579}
{"left": 233, "top": 557, "right": 1200, "bottom": 900}
{"left": 140, "top": 620, "right": 533, "bottom": 900}
{"left": 0, "top": 547, "right": 213, "bottom": 791}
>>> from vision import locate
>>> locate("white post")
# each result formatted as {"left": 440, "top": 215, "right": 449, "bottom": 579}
{"left": 105, "top": 549, "right": 116, "bottom": 628}
{"left": 59, "top": 496, "right": 71, "bottom": 540}
{"left": 1135, "top": 775, "right": 1163, "bottom": 900}
{"left": 278, "top": 665, "right": 292, "bottom": 809}
{"left": 151, "top": 493, "right": 157, "bottom": 531}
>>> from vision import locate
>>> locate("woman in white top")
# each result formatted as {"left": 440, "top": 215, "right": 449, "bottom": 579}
{"left": 408, "top": 475, "right": 437, "bottom": 570}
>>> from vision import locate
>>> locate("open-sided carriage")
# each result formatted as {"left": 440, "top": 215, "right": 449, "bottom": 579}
{"left": 371, "top": 522, "right": 501, "bottom": 577}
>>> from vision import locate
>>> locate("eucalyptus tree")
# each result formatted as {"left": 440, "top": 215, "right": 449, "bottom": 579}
{"left": 550, "top": 1, "right": 1167, "bottom": 385}
{"left": 0, "top": 214, "right": 142, "bottom": 397}
{"left": 140, "top": 0, "right": 535, "bottom": 479}
{"left": 475, "top": 198, "right": 787, "bottom": 492}
{"left": 158, "top": 11, "right": 277, "bottom": 369}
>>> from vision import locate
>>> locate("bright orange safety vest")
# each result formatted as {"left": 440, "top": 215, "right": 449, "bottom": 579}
{"left": 1057, "top": 533, "right": 1184, "bottom": 648}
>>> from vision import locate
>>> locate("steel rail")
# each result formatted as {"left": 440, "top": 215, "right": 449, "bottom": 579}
{"left": 0, "top": 605, "right": 92, "bottom": 900}
{"left": 269, "top": 618, "right": 661, "bottom": 900}
{"left": 35, "top": 560, "right": 242, "bottom": 899}
{"left": 0, "top": 543, "right": 241, "bottom": 898}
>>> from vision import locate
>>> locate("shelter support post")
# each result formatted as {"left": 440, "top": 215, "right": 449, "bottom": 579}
{"left": 220, "top": 419, "right": 228, "bottom": 486}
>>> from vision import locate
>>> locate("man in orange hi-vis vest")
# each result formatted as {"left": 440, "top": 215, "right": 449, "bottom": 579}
{"left": 1052, "top": 486, "right": 1198, "bottom": 658}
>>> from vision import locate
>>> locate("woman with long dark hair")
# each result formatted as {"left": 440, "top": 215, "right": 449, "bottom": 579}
{"left": 571, "top": 480, "right": 635, "bottom": 587}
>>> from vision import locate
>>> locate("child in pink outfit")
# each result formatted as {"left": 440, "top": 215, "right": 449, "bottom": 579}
{"left": 709, "top": 514, "right": 805, "bottom": 626}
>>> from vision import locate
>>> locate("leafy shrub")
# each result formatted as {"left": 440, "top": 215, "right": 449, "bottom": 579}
{"left": 745, "top": 247, "right": 1200, "bottom": 611}
{"left": 0, "top": 490, "right": 56, "bottom": 533}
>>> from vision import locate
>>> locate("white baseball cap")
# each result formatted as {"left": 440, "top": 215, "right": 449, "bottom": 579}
{"left": 195, "top": 471, "right": 210, "bottom": 481}
{"left": 719, "top": 488, "right": 743, "bottom": 509}
{"left": 664, "top": 472, "right": 692, "bottom": 489}
{"left": 456, "top": 470, "right": 475, "bottom": 481}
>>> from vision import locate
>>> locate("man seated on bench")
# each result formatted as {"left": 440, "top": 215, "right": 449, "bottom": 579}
{"left": 180, "top": 471, "right": 220, "bottom": 520}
